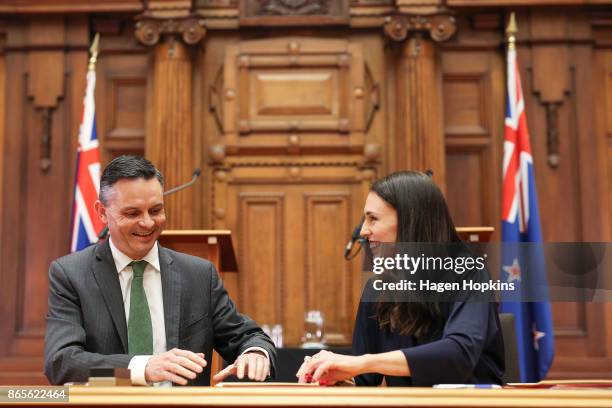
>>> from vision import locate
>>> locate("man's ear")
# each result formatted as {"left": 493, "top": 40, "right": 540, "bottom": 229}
{"left": 94, "top": 200, "right": 108, "bottom": 225}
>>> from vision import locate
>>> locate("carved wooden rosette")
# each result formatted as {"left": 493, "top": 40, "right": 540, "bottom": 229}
{"left": 135, "top": 15, "right": 206, "bottom": 229}
{"left": 383, "top": 11, "right": 456, "bottom": 191}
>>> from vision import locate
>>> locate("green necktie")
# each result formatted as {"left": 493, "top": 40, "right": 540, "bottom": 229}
{"left": 128, "top": 260, "right": 153, "bottom": 355}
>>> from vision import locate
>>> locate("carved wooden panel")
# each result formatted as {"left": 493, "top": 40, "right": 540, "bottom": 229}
{"left": 446, "top": 153, "right": 485, "bottom": 226}
{"left": 441, "top": 50, "right": 503, "bottom": 234}
{"left": 213, "top": 163, "right": 370, "bottom": 345}
{"left": 304, "top": 193, "right": 353, "bottom": 337}
{"left": 239, "top": 0, "right": 349, "bottom": 26}
{"left": 95, "top": 30, "right": 148, "bottom": 164}
{"left": 238, "top": 193, "right": 285, "bottom": 326}
{"left": 444, "top": 74, "right": 490, "bottom": 137}
{"left": 217, "top": 37, "right": 373, "bottom": 154}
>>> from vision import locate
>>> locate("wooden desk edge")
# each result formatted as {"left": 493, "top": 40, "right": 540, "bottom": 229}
{"left": 60, "top": 386, "right": 612, "bottom": 407}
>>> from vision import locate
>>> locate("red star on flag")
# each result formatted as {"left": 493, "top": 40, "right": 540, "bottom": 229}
{"left": 532, "top": 324, "right": 546, "bottom": 351}
{"left": 502, "top": 258, "right": 522, "bottom": 283}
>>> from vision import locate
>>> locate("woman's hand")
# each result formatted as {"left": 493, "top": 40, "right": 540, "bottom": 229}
{"left": 296, "top": 350, "right": 367, "bottom": 385}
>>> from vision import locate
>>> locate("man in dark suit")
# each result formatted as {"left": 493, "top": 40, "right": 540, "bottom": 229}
{"left": 44, "top": 155, "right": 276, "bottom": 386}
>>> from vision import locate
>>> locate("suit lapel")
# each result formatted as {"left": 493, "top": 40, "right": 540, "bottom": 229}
{"left": 159, "top": 246, "right": 181, "bottom": 350}
{"left": 92, "top": 239, "right": 128, "bottom": 353}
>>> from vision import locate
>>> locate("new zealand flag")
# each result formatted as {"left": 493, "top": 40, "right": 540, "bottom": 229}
{"left": 500, "top": 41, "right": 555, "bottom": 382}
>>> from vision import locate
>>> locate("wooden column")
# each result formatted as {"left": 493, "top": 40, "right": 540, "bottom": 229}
{"left": 150, "top": 37, "right": 194, "bottom": 228}
{"left": 385, "top": 12, "right": 456, "bottom": 191}
{"left": 135, "top": 11, "right": 205, "bottom": 229}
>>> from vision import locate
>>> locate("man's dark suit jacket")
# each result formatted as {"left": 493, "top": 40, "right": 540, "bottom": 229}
{"left": 44, "top": 239, "right": 276, "bottom": 385}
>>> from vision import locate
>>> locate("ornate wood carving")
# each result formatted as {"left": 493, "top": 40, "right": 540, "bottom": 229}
{"left": 257, "top": 0, "right": 330, "bottom": 16}
{"left": 364, "top": 64, "right": 379, "bottom": 132}
{"left": 545, "top": 102, "right": 560, "bottom": 168}
{"left": 39, "top": 107, "right": 52, "bottom": 172}
{"left": 209, "top": 66, "right": 224, "bottom": 132}
{"left": 384, "top": 12, "right": 456, "bottom": 42}
{"left": 135, "top": 16, "right": 206, "bottom": 46}
{"left": 526, "top": 11, "right": 572, "bottom": 169}
{"left": 25, "top": 17, "right": 66, "bottom": 174}
{"left": 219, "top": 37, "right": 379, "bottom": 155}
{"left": 239, "top": 0, "right": 349, "bottom": 26}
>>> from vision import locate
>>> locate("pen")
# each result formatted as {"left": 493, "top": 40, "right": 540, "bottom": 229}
{"left": 433, "top": 384, "right": 502, "bottom": 389}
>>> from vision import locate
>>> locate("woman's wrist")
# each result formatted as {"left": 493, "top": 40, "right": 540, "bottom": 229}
{"left": 357, "top": 354, "right": 374, "bottom": 375}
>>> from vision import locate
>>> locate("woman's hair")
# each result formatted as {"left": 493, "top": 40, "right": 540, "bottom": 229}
{"left": 371, "top": 171, "right": 461, "bottom": 339}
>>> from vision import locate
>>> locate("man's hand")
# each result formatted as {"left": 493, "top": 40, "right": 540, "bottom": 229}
{"left": 144, "top": 348, "right": 207, "bottom": 385}
{"left": 213, "top": 351, "right": 269, "bottom": 383}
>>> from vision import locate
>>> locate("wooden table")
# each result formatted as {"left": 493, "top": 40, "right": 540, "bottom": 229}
{"left": 27, "top": 386, "right": 612, "bottom": 407}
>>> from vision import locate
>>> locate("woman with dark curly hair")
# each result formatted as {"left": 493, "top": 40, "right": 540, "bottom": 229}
{"left": 296, "top": 171, "right": 505, "bottom": 386}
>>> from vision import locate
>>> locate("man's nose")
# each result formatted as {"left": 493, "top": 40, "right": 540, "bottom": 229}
{"left": 139, "top": 213, "right": 154, "bottom": 228}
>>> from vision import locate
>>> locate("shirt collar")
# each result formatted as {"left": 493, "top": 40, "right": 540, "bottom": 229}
{"left": 108, "top": 237, "right": 161, "bottom": 274}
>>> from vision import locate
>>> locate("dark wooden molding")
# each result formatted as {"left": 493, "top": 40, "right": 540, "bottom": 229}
{"left": 209, "top": 66, "right": 224, "bottom": 132}
{"left": 545, "top": 102, "right": 561, "bottom": 168}
{"left": 0, "top": 0, "right": 142, "bottom": 13}
{"left": 470, "top": 12, "right": 502, "bottom": 31}
{"left": 91, "top": 17, "right": 123, "bottom": 36}
{"left": 384, "top": 12, "right": 457, "bottom": 43}
{"left": 39, "top": 107, "right": 53, "bottom": 173}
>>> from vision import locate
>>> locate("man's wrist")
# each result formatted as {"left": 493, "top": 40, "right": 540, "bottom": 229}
{"left": 128, "top": 355, "right": 153, "bottom": 386}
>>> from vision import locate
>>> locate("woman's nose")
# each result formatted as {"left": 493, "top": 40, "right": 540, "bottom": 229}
{"left": 360, "top": 224, "right": 370, "bottom": 238}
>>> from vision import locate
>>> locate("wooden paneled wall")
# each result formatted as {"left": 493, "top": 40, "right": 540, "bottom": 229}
{"left": 440, "top": 9, "right": 612, "bottom": 379}
{"left": 0, "top": 15, "right": 89, "bottom": 383}
{"left": 0, "top": 0, "right": 611, "bottom": 384}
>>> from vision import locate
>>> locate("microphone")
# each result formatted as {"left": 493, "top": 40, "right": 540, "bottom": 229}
{"left": 97, "top": 169, "right": 202, "bottom": 240}
{"left": 163, "top": 169, "right": 201, "bottom": 195}
{"left": 344, "top": 217, "right": 365, "bottom": 260}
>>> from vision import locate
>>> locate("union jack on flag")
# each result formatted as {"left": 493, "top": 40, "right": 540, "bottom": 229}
{"left": 70, "top": 69, "right": 104, "bottom": 252}
{"left": 500, "top": 39, "right": 554, "bottom": 382}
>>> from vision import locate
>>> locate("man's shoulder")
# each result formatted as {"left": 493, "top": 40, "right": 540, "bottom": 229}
{"left": 160, "top": 246, "right": 214, "bottom": 270}
{"left": 52, "top": 244, "right": 98, "bottom": 271}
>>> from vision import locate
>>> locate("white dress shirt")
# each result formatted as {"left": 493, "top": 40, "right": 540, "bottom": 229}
{"left": 108, "top": 237, "right": 269, "bottom": 386}
{"left": 109, "top": 237, "right": 167, "bottom": 386}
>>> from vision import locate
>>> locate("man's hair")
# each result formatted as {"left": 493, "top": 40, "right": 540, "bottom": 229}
{"left": 99, "top": 155, "right": 164, "bottom": 205}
